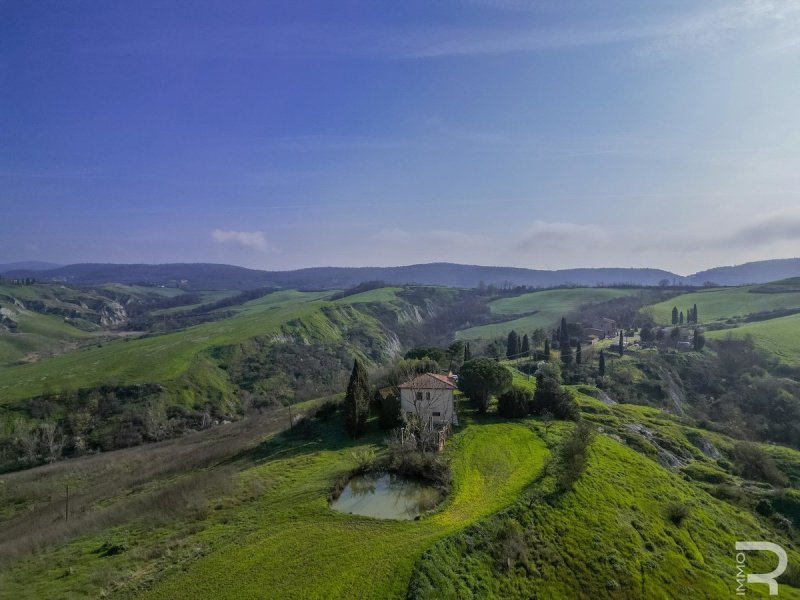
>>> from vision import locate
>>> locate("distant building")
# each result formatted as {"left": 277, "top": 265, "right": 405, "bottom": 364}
{"left": 583, "top": 318, "right": 618, "bottom": 342}
{"left": 398, "top": 372, "right": 458, "bottom": 427}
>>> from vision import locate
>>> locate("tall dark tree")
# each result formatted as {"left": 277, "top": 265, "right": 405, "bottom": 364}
{"left": 671, "top": 306, "right": 679, "bottom": 325}
{"left": 506, "top": 330, "right": 519, "bottom": 359}
{"left": 575, "top": 342, "right": 582, "bottom": 365}
{"left": 560, "top": 317, "right": 569, "bottom": 344}
{"left": 459, "top": 358, "right": 512, "bottom": 413}
{"left": 447, "top": 340, "right": 465, "bottom": 371}
{"left": 679, "top": 311, "right": 684, "bottom": 325}
{"left": 464, "top": 341, "right": 472, "bottom": 362}
{"left": 544, "top": 339, "right": 551, "bottom": 360}
{"left": 560, "top": 339, "right": 573, "bottom": 367}
{"left": 343, "top": 358, "right": 370, "bottom": 437}
{"left": 618, "top": 331, "right": 624, "bottom": 356}
{"left": 521, "top": 334, "right": 530, "bottom": 357}
{"left": 693, "top": 328, "right": 705, "bottom": 351}
{"left": 598, "top": 350, "right": 605, "bottom": 376}
{"left": 693, "top": 303, "right": 699, "bottom": 324}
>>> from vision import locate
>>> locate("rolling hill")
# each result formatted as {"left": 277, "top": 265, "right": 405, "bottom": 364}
{"left": 6, "top": 257, "right": 800, "bottom": 291}
{"left": 457, "top": 288, "right": 639, "bottom": 340}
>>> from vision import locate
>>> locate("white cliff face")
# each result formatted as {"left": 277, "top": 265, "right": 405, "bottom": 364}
{"left": 99, "top": 300, "right": 128, "bottom": 327}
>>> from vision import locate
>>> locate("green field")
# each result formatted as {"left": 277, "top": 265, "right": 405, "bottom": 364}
{"left": 646, "top": 285, "right": 800, "bottom": 325}
{"left": 0, "top": 418, "right": 549, "bottom": 599}
{"left": 0, "top": 290, "right": 331, "bottom": 402}
{"left": 706, "top": 312, "right": 800, "bottom": 364}
{"left": 0, "top": 286, "right": 92, "bottom": 366}
{"left": 457, "top": 288, "right": 638, "bottom": 340}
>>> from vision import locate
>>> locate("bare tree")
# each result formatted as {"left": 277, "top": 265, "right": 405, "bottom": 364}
{"left": 396, "top": 367, "right": 455, "bottom": 453}
{"left": 13, "top": 419, "right": 39, "bottom": 466}
{"left": 540, "top": 409, "right": 554, "bottom": 439}
{"left": 40, "top": 423, "right": 65, "bottom": 463}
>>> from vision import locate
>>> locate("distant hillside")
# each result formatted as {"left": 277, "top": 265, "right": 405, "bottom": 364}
{"left": 5, "top": 262, "right": 683, "bottom": 291}
{"left": 688, "top": 257, "right": 800, "bottom": 286}
{"left": 0, "top": 261, "right": 62, "bottom": 273}
{"left": 6, "top": 257, "right": 800, "bottom": 290}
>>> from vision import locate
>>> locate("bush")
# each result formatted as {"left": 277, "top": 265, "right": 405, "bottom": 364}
{"left": 665, "top": 501, "right": 690, "bottom": 526}
{"left": 497, "top": 386, "right": 533, "bottom": 418}
{"left": 376, "top": 393, "right": 402, "bottom": 430}
{"left": 556, "top": 421, "right": 595, "bottom": 492}
{"left": 531, "top": 376, "right": 579, "bottom": 421}
{"left": 732, "top": 443, "right": 789, "bottom": 487}
{"left": 315, "top": 399, "right": 340, "bottom": 421}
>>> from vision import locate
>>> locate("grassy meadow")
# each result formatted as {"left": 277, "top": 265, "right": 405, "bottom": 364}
{"left": 646, "top": 284, "right": 800, "bottom": 325}
{"left": 705, "top": 312, "right": 800, "bottom": 364}
{"left": 457, "top": 288, "right": 638, "bottom": 340}
{"left": 0, "top": 290, "right": 332, "bottom": 402}
{"left": 0, "top": 412, "right": 549, "bottom": 599}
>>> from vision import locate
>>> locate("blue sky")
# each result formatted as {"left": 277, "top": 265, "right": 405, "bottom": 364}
{"left": 2, "top": 0, "right": 800, "bottom": 273}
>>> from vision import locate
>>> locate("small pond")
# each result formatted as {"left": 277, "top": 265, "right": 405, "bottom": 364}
{"left": 330, "top": 471, "right": 440, "bottom": 520}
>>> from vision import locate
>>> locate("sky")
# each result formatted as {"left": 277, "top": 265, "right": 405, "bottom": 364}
{"left": 2, "top": 0, "right": 800, "bottom": 274}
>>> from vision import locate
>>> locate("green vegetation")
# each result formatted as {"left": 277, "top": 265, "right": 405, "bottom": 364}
{"left": 647, "top": 284, "right": 800, "bottom": 325}
{"left": 705, "top": 313, "right": 800, "bottom": 364}
{"left": 3, "top": 280, "right": 800, "bottom": 598}
{"left": 0, "top": 418, "right": 549, "bottom": 599}
{"left": 457, "top": 288, "right": 638, "bottom": 340}
{"left": 408, "top": 432, "right": 800, "bottom": 599}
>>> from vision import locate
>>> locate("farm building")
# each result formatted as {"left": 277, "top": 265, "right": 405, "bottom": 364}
{"left": 398, "top": 372, "right": 458, "bottom": 427}
{"left": 591, "top": 317, "right": 618, "bottom": 338}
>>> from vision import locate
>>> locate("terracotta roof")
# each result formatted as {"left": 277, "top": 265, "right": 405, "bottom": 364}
{"left": 398, "top": 372, "right": 457, "bottom": 390}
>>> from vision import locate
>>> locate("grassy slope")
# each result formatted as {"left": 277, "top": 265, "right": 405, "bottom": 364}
{"left": 0, "top": 290, "right": 331, "bottom": 402}
{"left": 647, "top": 285, "right": 800, "bottom": 325}
{"left": 409, "top": 431, "right": 800, "bottom": 599}
{"left": 457, "top": 288, "right": 638, "bottom": 340}
{"left": 138, "top": 422, "right": 547, "bottom": 600}
{"left": 0, "top": 419, "right": 548, "bottom": 599}
{"left": 706, "top": 312, "right": 800, "bottom": 364}
{"left": 644, "top": 283, "right": 800, "bottom": 363}
{"left": 0, "top": 286, "right": 92, "bottom": 365}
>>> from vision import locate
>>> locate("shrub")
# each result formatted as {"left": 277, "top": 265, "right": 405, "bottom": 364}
{"left": 497, "top": 386, "right": 533, "bottom": 418}
{"left": 531, "top": 376, "right": 579, "bottom": 421}
{"left": 376, "top": 393, "right": 402, "bottom": 430}
{"left": 732, "top": 443, "right": 789, "bottom": 487}
{"left": 556, "top": 421, "right": 595, "bottom": 492}
{"left": 315, "top": 399, "right": 340, "bottom": 421}
{"left": 665, "top": 501, "right": 690, "bottom": 526}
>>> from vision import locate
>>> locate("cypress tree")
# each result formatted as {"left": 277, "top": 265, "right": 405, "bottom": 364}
{"left": 679, "top": 311, "right": 684, "bottom": 325}
{"left": 560, "top": 338, "right": 573, "bottom": 366}
{"left": 618, "top": 331, "right": 624, "bottom": 356}
{"left": 544, "top": 339, "right": 550, "bottom": 360}
{"left": 693, "top": 303, "right": 698, "bottom": 324}
{"left": 560, "top": 317, "right": 569, "bottom": 344}
{"left": 693, "top": 328, "right": 705, "bottom": 351}
{"left": 671, "top": 306, "right": 679, "bottom": 325}
{"left": 521, "top": 334, "right": 530, "bottom": 357}
{"left": 575, "top": 342, "right": 582, "bottom": 365}
{"left": 344, "top": 358, "right": 369, "bottom": 437}
{"left": 599, "top": 350, "right": 605, "bottom": 376}
{"left": 464, "top": 341, "right": 472, "bottom": 362}
{"left": 507, "top": 331, "right": 519, "bottom": 359}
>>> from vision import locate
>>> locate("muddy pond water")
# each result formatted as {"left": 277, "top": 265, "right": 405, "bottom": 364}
{"left": 330, "top": 471, "right": 440, "bottom": 520}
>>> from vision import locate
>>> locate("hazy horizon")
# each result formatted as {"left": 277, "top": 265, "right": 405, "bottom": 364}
{"left": 4, "top": 1, "right": 800, "bottom": 272}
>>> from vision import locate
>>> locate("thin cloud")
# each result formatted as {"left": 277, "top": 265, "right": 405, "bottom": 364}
{"left": 211, "top": 229, "right": 270, "bottom": 252}
{"left": 98, "top": 1, "right": 800, "bottom": 61}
